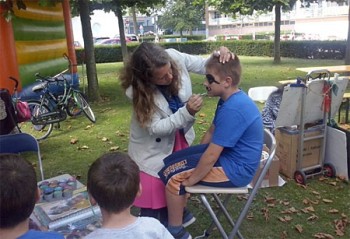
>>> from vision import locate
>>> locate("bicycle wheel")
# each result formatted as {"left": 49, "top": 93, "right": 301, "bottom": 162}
{"left": 73, "top": 92, "right": 96, "bottom": 123}
{"left": 18, "top": 101, "right": 53, "bottom": 140}
{"left": 66, "top": 96, "right": 82, "bottom": 116}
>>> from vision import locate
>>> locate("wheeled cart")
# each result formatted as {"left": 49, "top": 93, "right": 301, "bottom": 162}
{"left": 275, "top": 70, "right": 349, "bottom": 184}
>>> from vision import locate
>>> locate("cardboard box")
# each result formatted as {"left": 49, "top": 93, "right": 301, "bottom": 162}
{"left": 251, "top": 153, "right": 280, "bottom": 188}
{"left": 275, "top": 127, "right": 323, "bottom": 178}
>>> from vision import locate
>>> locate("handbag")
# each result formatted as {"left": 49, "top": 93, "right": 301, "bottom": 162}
{"left": 15, "top": 100, "right": 31, "bottom": 123}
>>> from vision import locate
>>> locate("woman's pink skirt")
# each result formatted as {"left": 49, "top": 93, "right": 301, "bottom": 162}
{"left": 133, "top": 130, "right": 189, "bottom": 209}
{"left": 133, "top": 171, "right": 166, "bottom": 209}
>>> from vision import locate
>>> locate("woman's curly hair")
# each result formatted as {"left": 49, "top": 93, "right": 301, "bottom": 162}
{"left": 120, "top": 42, "right": 180, "bottom": 127}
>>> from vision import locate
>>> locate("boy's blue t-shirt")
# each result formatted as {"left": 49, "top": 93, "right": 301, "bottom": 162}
{"left": 212, "top": 91, "right": 263, "bottom": 187}
{"left": 17, "top": 230, "right": 64, "bottom": 239}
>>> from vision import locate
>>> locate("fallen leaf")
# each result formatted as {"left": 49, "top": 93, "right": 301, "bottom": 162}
{"left": 237, "top": 195, "right": 248, "bottom": 201}
{"left": 70, "top": 138, "right": 78, "bottom": 144}
{"left": 84, "top": 125, "right": 92, "bottom": 130}
{"left": 199, "top": 113, "right": 206, "bottom": 117}
{"left": 302, "top": 206, "right": 315, "bottom": 213}
{"left": 278, "top": 216, "right": 292, "bottom": 223}
{"left": 109, "top": 146, "right": 120, "bottom": 151}
{"left": 281, "top": 231, "right": 288, "bottom": 239}
{"left": 297, "top": 184, "right": 307, "bottom": 189}
{"left": 295, "top": 224, "right": 303, "bottom": 233}
{"left": 313, "top": 232, "right": 334, "bottom": 239}
{"left": 328, "top": 209, "right": 339, "bottom": 214}
{"left": 115, "top": 131, "right": 126, "bottom": 137}
{"left": 281, "top": 207, "right": 298, "bottom": 214}
{"left": 312, "top": 190, "right": 320, "bottom": 195}
{"left": 328, "top": 181, "right": 337, "bottom": 186}
{"left": 322, "top": 199, "right": 333, "bottom": 203}
{"left": 265, "top": 196, "right": 276, "bottom": 204}
{"left": 246, "top": 212, "right": 254, "bottom": 220}
{"left": 101, "top": 137, "right": 109, "bottom": 142}
{"left": 307, "top": 214, "right": 319, "bottom": 221}
{"left": 261, "top": 207, "right": 269, "bottom": 221}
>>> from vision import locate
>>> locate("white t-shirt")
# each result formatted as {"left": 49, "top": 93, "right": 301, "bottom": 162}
{"left": 84, "top": 217, "right": 174, "bottom": 239}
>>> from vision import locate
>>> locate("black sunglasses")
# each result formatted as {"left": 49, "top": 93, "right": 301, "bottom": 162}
{"left": 205, "top": 74, "right": 220, "bottom": 84}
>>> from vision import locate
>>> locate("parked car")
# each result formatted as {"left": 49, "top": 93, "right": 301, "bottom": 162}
{"left": 95, "top": 38, "right": 131, "bottom": 46}
{"left": 74, "top": 41, "right": 82, "bottom": 49}
{"left": 144, "top": 31, "right": 155, "bottom": 36}
{"left": 163, "top": 29, "right": 173, "bottom": 35}
{"left": 125, "top": 34, "right": 139, "bottom": 42}
{"left": 93, "top": 37, "right": 110, "bottom": 44}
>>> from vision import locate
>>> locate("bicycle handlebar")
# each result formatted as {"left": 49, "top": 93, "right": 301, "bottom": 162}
{"left": 35, "top": 73, "right": 66, "bottom": 83}
{"left": 8, "top": 76, "right": 19, "bottom": 89}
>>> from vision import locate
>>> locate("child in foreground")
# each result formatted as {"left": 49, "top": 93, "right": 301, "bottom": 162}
{"left": 84, "top": 152, "right": 174, "bottom": 239}
{"left": 0, "top": 153, "right": 64, "bottom": 239}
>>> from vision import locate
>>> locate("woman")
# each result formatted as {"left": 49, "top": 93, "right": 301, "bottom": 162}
{"left": 120, "top": 42, "right": 232, "bottom": 225}
{"left": 261, "top": 84, "right": 287, "bottom": 134}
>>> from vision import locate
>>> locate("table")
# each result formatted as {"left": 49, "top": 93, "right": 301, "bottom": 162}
{"left": 338, "top": 92, "right": 350, "bottom": 124}
{"left": 278, "top": 79, "right": 298, "bottom": 84}
{"left": 296, "top": 65, "right": 350, "bottom": 74}
{"left": 31, "top": 174, "right": 101, "bottom": 237}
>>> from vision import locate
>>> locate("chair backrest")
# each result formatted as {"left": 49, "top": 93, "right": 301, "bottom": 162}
{"left": 252, "top": 129, "right": 277, "bottom": 189}
{"left": 248, "top": 86, "right": 278, "bottom": 102}
{"left": 228, "top": 128, "right": 277, "bottom": 238}
{"left": 0, "top": 133, "right": 39, "bottom": 154}
{"left": 0, "top": 133, "right": 44, "bottom": 180}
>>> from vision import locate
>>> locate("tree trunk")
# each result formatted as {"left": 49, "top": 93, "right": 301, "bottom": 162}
{"left": 345, "top": 4, "right": 350, "bottom": 65}
{"left": 78, "top": 0, "right": 101, "bottom": 102}
{"left": 274, "top": 3, "right": 281, "bottom": 64}
{"left": 131, "top": 6, "right": 138, "bottom": 37}
{"left": 114, "top": 0, "right": 128, "bottom": 64}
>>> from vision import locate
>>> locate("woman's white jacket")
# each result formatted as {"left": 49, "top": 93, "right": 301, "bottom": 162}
{"left": 126, "top": 48, "right": 208, "bottom": 177}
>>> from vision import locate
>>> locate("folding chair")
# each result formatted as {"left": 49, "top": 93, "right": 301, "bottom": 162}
{"left": 248, "top": 86, "right": 278, "bottom": 103}
{"left": 0, "top": 133, "right": 44, "bottom": 180}
{"left": 185, "top": 129, "right": 276, "bottom": 239}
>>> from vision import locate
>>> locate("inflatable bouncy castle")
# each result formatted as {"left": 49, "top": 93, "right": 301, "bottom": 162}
{"left": 0, "top": 0, "right": 78, "bottom": 97}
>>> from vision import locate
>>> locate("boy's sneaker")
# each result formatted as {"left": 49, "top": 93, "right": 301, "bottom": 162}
{"left": 182, "top": 208, "right": 196, "bottom": 227}
{"left": 168, "top": 226, "right": 192, "bottom": 239}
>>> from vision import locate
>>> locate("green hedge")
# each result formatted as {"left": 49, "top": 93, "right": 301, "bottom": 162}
{"left": 75, "top": 40, "right": 347, "bottom": 64}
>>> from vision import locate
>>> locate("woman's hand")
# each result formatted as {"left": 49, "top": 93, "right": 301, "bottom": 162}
{"left": 213, "top": 46, "right": 235, "bottom": 64}
{"left": 186, "top": 94, "right": 203, "bottom": 116}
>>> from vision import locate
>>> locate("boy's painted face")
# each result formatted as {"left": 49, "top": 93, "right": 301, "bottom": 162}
{"left": 152, "top": 62, "right": 173, "bottom": 86}
{"left": 205, "top": 74, "right": 221, "bottom": 84}
{"left": 203, "top": 70, "right": 222, "bottom": 96}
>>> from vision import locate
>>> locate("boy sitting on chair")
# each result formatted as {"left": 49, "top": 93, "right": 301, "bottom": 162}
{"left": 158, "top": 53, "right": 263, "bottom": 239}
{"left": 85, "top": 152, "right": 174, "bottom": 239}
{"left": 0, "top": 154, "right": 64, "bottom": 239}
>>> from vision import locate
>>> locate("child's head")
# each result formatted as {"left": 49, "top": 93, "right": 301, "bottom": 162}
{"left": 0, "top": 154, "right": 38, "bottom": 228}
{"left": 205, "top": 53, "right": 241, "bottom": 87}
{"left": 87, "top": 152, "right": 140, "bottom": 214}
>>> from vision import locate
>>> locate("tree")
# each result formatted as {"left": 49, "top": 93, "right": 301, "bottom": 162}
{"left": 76, "top": 0, "right": 101, "bottom": 102}
{"left": 158, "top": 0, "right": 204, "bottom": 36}
{"left": 346, "top": 3, "right": 350, "bottom": 65}
{"left": 195, "top": 0, "right": 297, "bottom": 63}
{"left": 93, "top": 0, "right": 165, "bottom": 62}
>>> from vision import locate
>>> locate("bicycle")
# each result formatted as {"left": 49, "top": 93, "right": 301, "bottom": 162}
{"left": 18, "top": 72, "right": 96, "bottom": 140}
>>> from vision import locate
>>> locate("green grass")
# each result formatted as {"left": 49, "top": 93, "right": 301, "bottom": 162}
{"left": 29, "top": 56, "right": 349, "bottom": 238}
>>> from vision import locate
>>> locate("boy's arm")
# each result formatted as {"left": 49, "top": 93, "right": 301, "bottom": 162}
{"left": 200, "top": 124, "right": 215, "bottom": 144}
{"left": 182, "top": 142, "right": 223, "bottom": 186}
